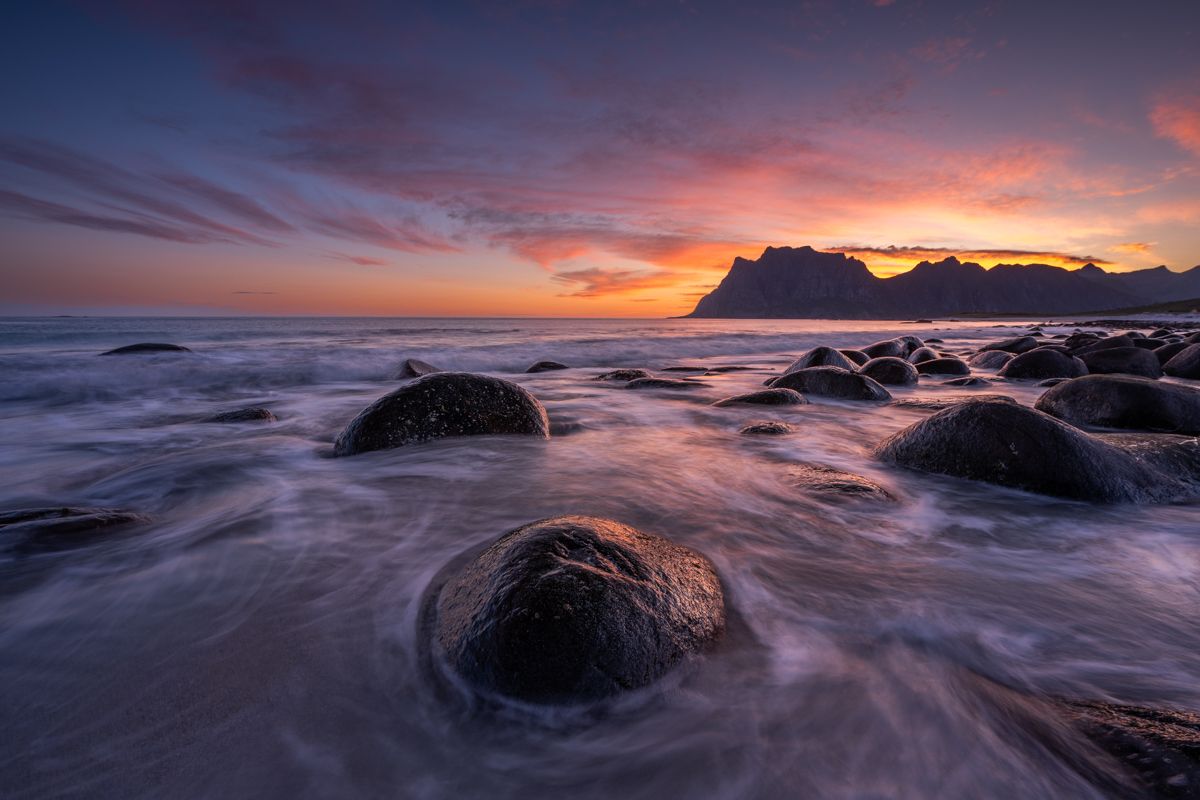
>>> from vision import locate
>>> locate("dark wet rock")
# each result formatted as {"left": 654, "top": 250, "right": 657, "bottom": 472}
{"left": 1028, "top": 331, "right": 1045, "bottom": 337}
{"left": 661, "top": 365, "right": 708, "bottom": 373}
{"left": 526, "top": 360, "right": 568, "bottom": 373}
{"left": 430, "top": 515, "right": 725, "bottom": 704}
{"left": 789, "top": 464, "right": 895, "bottom": 501}
{"left": 1154, "top": 342, "right": 1190, "bottom": 365}
{"left": 1164, "top": 344, "right": 1200, "bottom": 379}
{"left": 769, "top": 366, "right": 892, "bottom": 401}
{"left": 1030, "top": 344, "right": 1072, "bottom": 354}
{"left": 203, "top": 407, "right": 277, "bottom": 423}
{"left": 1073, "top": 334, "right": 1136, "bottom": 355}
{"left": 874, "top": 398, "right": 1180, "bottom": 502}
{"left": 1039, "top": 378, "right": 1069, "bottom": 387}
{"left": 592, "top": 369, "right": 652, "bottom": 382}
{"left": 705, "top": 365, "right": 756, "bottom": 373}
{"left": 712, "top": 388, "right": 808, "bottom": 407}
{"left": 0, "top": 507, "right": 150, "bottom": 549}
{"left": 624, "top": 377, "right": 705, "bottom": 390}
{"left": 1036, "top": 375, "right": 1200, "bottom": 434}
{"left": 998, "top": 349, "right": 1088, "bottom": 380}
{"left": 861, "top": 339, "right": 908, "bottom": 359}
{"left": 396, "top": 358, "right": 442, "bottom": 379}
{"left": 892, "top": 395, "right": 1015, "bottom": 411}
{"left": 942, "top": 377, "right": 991, "bottom": 387}
{"left": 915, "top": 358, "right": 971, "bottom": 376}
{"left": 925, "top": 338, "right": 944, "bottom": 344}
{"left": 1132, "top": 338, "right": 1167, "bottom": 350}
{"left": 334, "top": 372, "right": 550, "bottom": 456}
{"left": 908, "top": 346, "right": 940, "bottom": 364}
{"left": 1063, "top": 332, "right": 1102, "bottom": 349}
{"left": 1079, "top": 347, "right": 1163, "bottom": 379}
{"left": 979, "top": 336, "right": 1039, "bottom": 354}
{"left": 100, "top": 342, "right": 191, "bottom": 356}
{"left": 860, "top": 357, "right": 919, "bottom": 386}
{"left": 968, "top": 350, "right": 1014, "bottom": 369}
{"left": 839, "top": 349, "right": 870, "bottom": 366}
{"left": 1185, "top": 332, "right": 1200, "bottom": 344}
{"left": 1149, "top": 328, "right": 1173, "bottom": 339}
{"left": 740, "top": 421, "right": 794, "bottom": 435}
{"left": 786, "top": 346, "right": 858, "bottom": 372}
{"left": 1059, "top": 700, "right": 1200, "bottom": 799}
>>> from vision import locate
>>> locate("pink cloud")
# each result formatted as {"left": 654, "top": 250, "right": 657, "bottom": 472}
{"left": 1151, "top": 93, "right": 1200, "bottom": 158}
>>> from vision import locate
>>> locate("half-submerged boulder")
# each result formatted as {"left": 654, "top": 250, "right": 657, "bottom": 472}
{"left": 203, "top": 407, "right": 277, "bottom": 423}
{"left": 1078, "top": 347, "right": 1163, "bottom": 379}
{"left": 624, "top": 377, "right": 705, "bottom": 390}
{"left": 526, "top": 360, "right": 568, "bottom": 373}
{"left": 712, "top": 388, "right": 808, "bottom": 407}
{"left": 915, "top": 358, "right": 971, "bottom": 376}
{"left": 1035, "top": 375, "right": 1200, "bottom": 435}
{"left": 740, "top": 421, "right": 794, "bottom": 435}
{"left": 789, "top": 464, "right": 895, "bottom": 501}
{"left": 1164, "top": 344, "right": 1200, "bottom": 379}
{"left": 968, "top": 350, "right": 1014, "bottom": 369}
{"left": 943, "top": 376, "right": 991, "bottom": 387}
{"left": 100, "top": 342, "right": 191, "bottom": 355}
{"left": 839, "top": 349, "right": 870, "bottom": 366}
{"left": 430, "top": 516, "right": 725, "bottom": 704}
{"left": 859, "top": 357, "right": 919, "bottom": 386}
{"left": 0, "top": 506, "right": 150, "bottom": 550}
{"left": 908, "top": 346, "right": 940, "bottom": 364}
{"left": 861, "top": 338, "right": 909, "bottom": 359}
{"left": 998, "top": 349, "right": 1088, "bottom": 380}
{"left": 334, "top": 373, "right": 549, "bottom": 456}
{"left": 769, "top": 366, "right": 892, "bottom": 401}
{"left": 873, "top": 399, "right": 1173, "bottom": 502}
{"left": 979, "top": 336, "right": 1039, "bottom": 354}
{"left": 593, "top": 368, "right": 652, "bottom": 382}
{"left": 396, "top": 358, "right": 441, "bottom": 379}
{"left": 786, "top": 346, "right": 858, "bottom": 372}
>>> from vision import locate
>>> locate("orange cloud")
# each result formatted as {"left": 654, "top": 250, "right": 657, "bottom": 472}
{"left": 1151, "top": 94, "right": 1200, "bottom": 158}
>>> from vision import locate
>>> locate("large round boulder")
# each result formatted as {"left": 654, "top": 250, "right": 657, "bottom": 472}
{"left": 786, "top": 346, "right": 858, "bottom": 372}
{"left": 979, "top": 336, "right": 1039, "bottom": 354}
{"left": 769, "top": 366, "right": 892, "bottom": 401}
{"left": 1164, "top": 344, "right": 1200, "bottom": 378}
{"left": 430, "top": 516, "right": 725, "bottom": 704}
{"left": 997, "top": 349, "right": 1087, "bottom": 380}
{"left": 712, "top": 388, "right": 808, "bottom": 407}
{"left": 839, "top": 349, "right": 870, "bottom": 366}
{"left": 861, "top": 339, "right": 908, "bottom": 359}
{"left": 334, "top": 373, "right": 550, "bottom": 456}
{"left": 915, "top": 358, "right": 971, "bottom": 376}
{"left": 1078, "top": 347, "right": 1163, "bottom": 379}
{"left": 1035, "top": 374, "right": 1200, "bottom": 435}
{"left": 873, "top": 399, "right": 1171, "bottom": 502}
{"left": 908, "top": 346, "right": 940, "bottom": 364}
{"left": 860, "top": 357, "right": 918, "bottom": 386}
{"left": 1072, "top": 334, "right": 1136, "bottom": 355}
{"left": 1153, "top": 342, "right": 1189, "bottom": 365}
{"left": 968, "top": 350, "right": 1014, "bottom": 369}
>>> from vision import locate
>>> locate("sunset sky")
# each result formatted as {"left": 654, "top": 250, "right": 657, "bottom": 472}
{"left": 2, "top": 1, "right": 1199, "bottom": 316}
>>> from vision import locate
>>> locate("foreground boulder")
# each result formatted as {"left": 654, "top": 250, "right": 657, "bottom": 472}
{"left": 998, "top": 349, "right": 1088, "bottom": 380}
{"left": 1164, "top": 344, "right": 1200, "bottom": 379}
{"left": 860, "top": 357, "right": 918, "bottom": 386}
{"left": 712, "top": 388, "right": 807, "bottom": 407}
{"left": 396, "top": 358, "right": 441, "bottom": 378}
{"left": 873, "top": 399, "right": 1174, "bottom": 502}
{"left": 789, "top": 464, "right": 894, "bottom": 501}
{"left": 1036, "top": 375, "right": 1200, "bottom": 435}
{"left": 786, "top": 346, "right": 858, "bottom": 372}
{"left": 430, "top": 516, "right": 725, "bottom": 704}
{"left": 334, "top": 373, "right": 549, "bottom": 456}
{"left": 1079, "top": 347, "right": 1163, "bottom": 379}
{"left": 769, "top": 366, "right": 892, "bottom": 401}
{"left": 526, "top": 360, "right": 568, "bottom": 373}
{"left": 203, "top": 407, "right": 277, "bottom": 423}
{"left": 100, "top": 342, "right": 191, "bottom": 355}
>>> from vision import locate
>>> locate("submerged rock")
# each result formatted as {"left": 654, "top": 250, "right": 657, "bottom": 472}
{"left": 334, "top": 373, "right": 550, "bottom": 456}
{"left": 1164, "top": 344, "right": 1200, "bottom": 379}
{"left": 915, "top": 358, "right": 971, "bottom": 376}
{"left": 786, "top": 346, "right": 858, "bottom": 372}
{"left": 1036, "top": 375, "right": 1200, "bottom": 435}
{"left": 769, "top": 366, "right": 892, "bottom": 401}
{"left": 526, "top": 360, "right": 568, "bottom": 373}
{"left": 592, "top": 369, "right": 652, "bottom": 382}
{"left": 203, "top": 407, "right": 277, "bottom": 423}
{"left": 712, "top": 388, "right": 808, "bottom": 407}
{"left": 1079, "top": 347, "right": 1163, "bottom": 379}
{"left": 395, "top": 358, "right": 442, "bottom": 379}
{"left": 998, "top": 349, "right": 1088, "bottom": 380}
{"left": 789, "top": 464, "right": 895, "bottom": 501}
{"left": 100, "top": 342, "right": 191, "bottom": 355}
{"left": 740, "top": 421, "right": 794, "bottom": 435}
{"left": 430, "top": 516, "right": 725, "bottom": 704}
{"left": 0, "top": 507, "right": 149, "bottom": 549}
{"left": 873, "top": 398, "right": 1178, "bottom": 502}
{"left": 943, "top": 377, "right": 991, "bottom": 387}
{"left": 624, "top": 377, "right": 705, "bottom": 390}
{"left": 860, "top": 357, "right": 919, "bottom": 386}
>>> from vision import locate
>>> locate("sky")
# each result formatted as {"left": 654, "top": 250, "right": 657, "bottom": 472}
{"left": 1, "top": 0, "right": 1199, "bottom": 317}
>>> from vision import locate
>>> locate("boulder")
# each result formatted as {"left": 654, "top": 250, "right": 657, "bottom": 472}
{"left": 526, "top": 361, "right": 568, "bottom": 373}
{"left": 1149, "top": 328, "right": 1173, "bottom": 338}
{"left": 789, "top": 464, "right": 894, "bottom": 501}
{"left": 1185, "top": 332, "right": 1200, "bottom": 344}
{"left": 593, "top": 369, "right": 652, "bottom": 382}
{"left": 786, "top": 346, "right": 858, "bottom": 372}
{"left": 1153, "top": 342, "right": 1189, "bottom": 365}
{"left": 1035, "top": 374, "right": 1200, "bottom": 434}
{"left": 769, "top": 366, "right": 892, "bottom": 401}
{"left": 907, "top": 347, "right": 940, "bottom": 364}
{"left": 430, "top": 516, "right": 725, "bottom": 704}
{"left": 979, "top": 336, "right": 1039, "bottom": 354}
{"left": 943, "top": 377, "right": 991, "bottom": 387}
{"left": 839, "top": 349, "right": 870, "bottom": 366}
{"left": 1079, "top": 347, "right": 1163, "bottom": 379}
{"left": 1072, "top": 334, "right": 1136, "bottom": 355}
{"left": 740, "top": 421, "right": 794, "bottom": 435}
{"left": 1131, "top": 338, "right": 1166, "bottom": 350}
{"left": 998, "top": 349, "right": 1088, "bottom": 380}
{"left": 915, "top": 358, "right": 971, "bottom": 376}
{"left": 203, "top": 407, "right": 277, "bottom": 423}
{"left": 1062, "top": 333, "right": 1102, "bottom": 349}
{"left": 1164, "top": 344, "right": 1200, "bottom": 379}
{"left": 100, "top": 343, "right": 191, "bottom": 355}
{"left": 861, "top": 339, "right": 908, "bottom": 359}
{"left": 624, "top": 377, "right": 705, "bottom": 390}
{"left": 1038, "top": 378, "right": 1069, "bottom": 387}
{"left": 1, "top": 507, "right": 149, "bottom": 550}
{"left": 396, "top": 358, "right": 442, "bottom": 379}
{"left": 925, "top": 338, "right": 944, "bottom": 344}
{"left": 873, "top": 399, "right": 1174, "bottom": 502}
{"left": 968, "top": 350, "right": 1014, "bottom": 369}
{"left": 712, "top": 388, "right": 808, "bottom": 407}
{"left": 859, "top": 357, "right": 919, "bottom": 386}
{"left": 334, "top": 373, "right": 550, "bottom": 456}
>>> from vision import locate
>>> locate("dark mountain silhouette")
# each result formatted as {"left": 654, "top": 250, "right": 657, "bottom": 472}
{"left": 685, "top": 246, "right": 1200, "bottom": 318}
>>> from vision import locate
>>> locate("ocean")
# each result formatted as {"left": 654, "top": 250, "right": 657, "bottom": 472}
{"left": 2, "top": 315, "right": 1198, "bottom": 798}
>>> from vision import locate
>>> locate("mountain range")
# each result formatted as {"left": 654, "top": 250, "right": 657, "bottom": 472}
{"left": 684, "top": 246, "right": 1200, "bottom": 318}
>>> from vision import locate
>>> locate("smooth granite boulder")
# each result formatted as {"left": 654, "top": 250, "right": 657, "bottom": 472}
{"left": 769, "top": 366, "right": 892, "bottom": 401}
{"left": 998, "top": 349, "right": 1088, "bottom": 380}
{"left": 786, "top": 346, "right": 858, "bottom": 372}
{"left": 860, "top": 357, "right": 919, "bottom": 386}
{"left": 1036, "top": 374, "right": 1200, "bottom": 434}
{"left": 712, "top": 388, "right": 808, "bottom": 407}
{"left": 1079, "top": 347, "right": 1163, "bottom": 379}
{"left": 1164, "top": 344, "right": 1200, "bottom": 379}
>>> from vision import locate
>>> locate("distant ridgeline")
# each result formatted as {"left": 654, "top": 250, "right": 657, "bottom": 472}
{"left": 685, "top": 246, "right": 1200, "bottom": 318}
